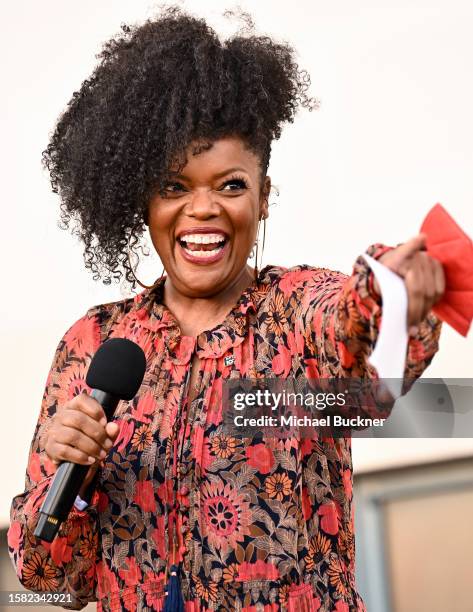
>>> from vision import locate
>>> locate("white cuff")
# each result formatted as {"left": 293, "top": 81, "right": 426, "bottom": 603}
{"left": 361, "top": 253, "right": 409, "bottom": 399}
{"left": 74, "top": 495, "right": 89, "bottom": 511}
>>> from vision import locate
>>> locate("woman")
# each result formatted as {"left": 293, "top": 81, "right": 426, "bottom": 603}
{"left": 8, "top": 7, "right": 444, "bottom": 612}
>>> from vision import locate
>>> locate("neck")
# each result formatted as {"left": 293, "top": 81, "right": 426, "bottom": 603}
{"left": 162, "top": 264, "right": 256, "bottom": 336}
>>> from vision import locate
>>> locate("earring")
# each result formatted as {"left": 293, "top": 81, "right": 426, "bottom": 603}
{"left": 127, "top": 228, "right": 165, "bottom": 290}
{"left": 128, "top": 261, "right": 165, "bottom": 290}
{"left": 253, "top": 216, "right": 266, "bottom": 282}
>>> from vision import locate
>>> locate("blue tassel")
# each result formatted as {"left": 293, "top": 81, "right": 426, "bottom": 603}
{"left": 163, "top": 564, "right": 184, "bottom": 612}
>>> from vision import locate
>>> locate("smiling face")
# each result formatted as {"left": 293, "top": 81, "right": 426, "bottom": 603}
{"left": 146, "top": 136, "right": 271, "bottom": 299}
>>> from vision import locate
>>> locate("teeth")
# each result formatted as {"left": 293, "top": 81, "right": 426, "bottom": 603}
{"left": 179, "top": 233, "right": 226, "bottom": 244}
{"left": 182, "top": 245, "right": 224, "bottom": 258}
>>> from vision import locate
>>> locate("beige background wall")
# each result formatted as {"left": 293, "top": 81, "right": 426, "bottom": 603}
{"left": 354, "top": 456, "right": 473, "bottom": 612}
{"left": 385, "top": 488, "right": 473, "bottom": 611}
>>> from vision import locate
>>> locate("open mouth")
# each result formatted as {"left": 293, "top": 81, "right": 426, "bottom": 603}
{"left": 177, "top": 234, "right": 229, "bottom": 260}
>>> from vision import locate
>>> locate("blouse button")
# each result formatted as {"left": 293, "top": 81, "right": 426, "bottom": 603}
{"left": 179, "top": 485, "right": 189, "bottom": 496}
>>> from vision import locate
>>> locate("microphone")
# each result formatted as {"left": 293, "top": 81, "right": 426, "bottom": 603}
{"left": 34, "top": 337, "right": 146, "bottom": 542}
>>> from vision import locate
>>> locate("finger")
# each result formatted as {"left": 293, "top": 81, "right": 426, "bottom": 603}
{"left": 105, "top": 422, "right": 120, "bottom": 440}
{"left": 418, "top": 253, "right": 437, "bottom": 317}
{"left": 60, "top": 409, "right": 113, "bottom": 451}
{"left": 67, "top": 393, "right": 108, "bottom": 426}
{"left": 54, "top": 427, "right": 109, "bottom": 460}
{"left": 48, "top": 441, "right": 99, "bottom": 466}
{"left": 392, "top": 234, "right": 427, "bottom": 266}
{"left": 405, "top": 265, "right": 425, "bottom": 327}
{"left": 432, "top": 258, "right": 446, "bottom": 304}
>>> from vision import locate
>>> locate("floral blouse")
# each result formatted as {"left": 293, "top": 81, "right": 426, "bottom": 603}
{"left": 8, "top": 243, "right": 442, "bottom": 612}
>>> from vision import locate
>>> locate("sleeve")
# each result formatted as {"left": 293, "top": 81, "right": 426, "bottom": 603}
{"left": 7, "top": 309, "right": 103, "bottom": 610}
{"left": 297, "top": 242, "right": 443, "bottom": 386}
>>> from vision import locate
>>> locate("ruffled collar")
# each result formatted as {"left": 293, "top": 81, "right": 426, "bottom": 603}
{"left": 128, "top": 265, "right": 276, "bottom": 361}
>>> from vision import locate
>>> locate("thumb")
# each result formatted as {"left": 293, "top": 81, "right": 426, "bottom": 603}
{"left": 393, "top": 233, "right": 427, "bottom": 261}
{"left": 380, "top": 233, "right": 427, "bottom": 275}
{"left": 106, "top": 421, "right": 120, "bottom": 439}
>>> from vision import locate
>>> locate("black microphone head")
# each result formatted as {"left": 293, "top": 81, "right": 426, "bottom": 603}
{"left": 86, "top": 338, "right": 146, "bottom": 400}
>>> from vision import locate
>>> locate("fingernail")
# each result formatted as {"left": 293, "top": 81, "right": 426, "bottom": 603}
{"left": 104, "top": 439, "right": 113, "bottom": 450}
{"left": 100, "top": 449, "right": 107, "bottom": 459}
{"left": 88, "top": 456, "right": 96, "bottom": 464}
{"left": 409, "top": 325, "right": 419, "bottom": 336}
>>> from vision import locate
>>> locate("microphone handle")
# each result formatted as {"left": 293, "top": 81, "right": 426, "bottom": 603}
{"left": 33, "top": 390, "right": 120, "bottom": 542}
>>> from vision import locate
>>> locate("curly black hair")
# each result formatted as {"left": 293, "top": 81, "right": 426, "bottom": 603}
{"left": 43, "top": 5, "right": 319, "bottom": 287}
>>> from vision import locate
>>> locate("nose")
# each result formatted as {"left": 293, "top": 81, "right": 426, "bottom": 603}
{"left": 184, "top": 188, "right": 221, "bottom": 219}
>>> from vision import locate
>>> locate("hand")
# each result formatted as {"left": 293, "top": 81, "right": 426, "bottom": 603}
{"left": 373, "top": 233, "right": 446, "bottom": 337}
{"left": 42, "top": 392, "right": 120, "bottom": 491}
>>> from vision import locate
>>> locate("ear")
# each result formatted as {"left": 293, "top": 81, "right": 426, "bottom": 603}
{"left": 260, "top": 175, "right": 271, "bottom": 220}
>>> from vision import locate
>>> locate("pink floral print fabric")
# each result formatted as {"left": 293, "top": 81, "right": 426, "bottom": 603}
{"left": 8, "top": 243, "right": 442, "bottom": 611}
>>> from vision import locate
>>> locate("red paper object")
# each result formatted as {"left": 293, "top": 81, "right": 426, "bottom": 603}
{"left": 420, "top": 203, "right": 473, "bottom": 336}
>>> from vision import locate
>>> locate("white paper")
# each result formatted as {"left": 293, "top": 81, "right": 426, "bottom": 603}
{"left": 361, "top": 253, "right": 409, "bottom": 399}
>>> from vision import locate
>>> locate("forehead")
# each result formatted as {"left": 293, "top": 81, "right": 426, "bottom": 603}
{"left": 169, "top": 136, "right": 260, "bottom": 176}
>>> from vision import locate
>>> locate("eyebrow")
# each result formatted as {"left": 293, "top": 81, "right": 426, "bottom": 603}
{"left": 168, "top": 167, "right": 249, "bottom": 180}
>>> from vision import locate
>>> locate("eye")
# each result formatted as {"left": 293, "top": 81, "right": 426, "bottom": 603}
{"left": 162, "top": 182, "right": 186, "bottom": 195}
{"left": 220, "top": 177, "right": 248, "bottom": 191}
{"left": 160, "top": 182, "right": 186, "bottom": 198}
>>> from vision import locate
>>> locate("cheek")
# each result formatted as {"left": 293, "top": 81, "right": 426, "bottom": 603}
{"left": 147, "top": 207, "right": 174, "bottom": 249}
{"left": 230, "top": 205, "right": 258, "bottom": 237}
{"left": 147, "top": 229, "right": 173, "bottom": 264}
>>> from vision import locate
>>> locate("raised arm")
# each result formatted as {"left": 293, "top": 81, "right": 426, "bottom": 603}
{"left": 296, "top": 241, "right": 443, "bottom": 383}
